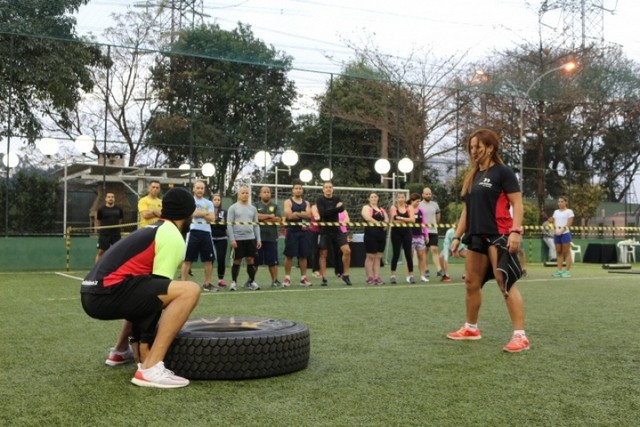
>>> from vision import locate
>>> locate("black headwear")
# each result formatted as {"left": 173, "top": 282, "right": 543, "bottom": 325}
{"left": 161, "top": 187, "right": 195, "bottom": 220}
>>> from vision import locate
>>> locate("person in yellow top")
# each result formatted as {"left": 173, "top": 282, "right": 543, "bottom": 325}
{"left": 138, "top": 180, "right": 163, "bottom": 228}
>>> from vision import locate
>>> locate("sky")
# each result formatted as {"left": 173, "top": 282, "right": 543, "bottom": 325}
{"left": 4, "top": 1, "right": 640, "bottom": 182}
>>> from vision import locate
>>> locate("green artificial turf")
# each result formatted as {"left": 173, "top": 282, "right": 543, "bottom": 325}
{"left": 1, "top": 264, "right": 638, "bottom": 426}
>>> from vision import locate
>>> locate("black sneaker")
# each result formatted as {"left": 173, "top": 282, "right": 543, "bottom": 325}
{"left": 202, "top": 283, "right": 217, "bottom": 292}
{"left": 437, "top": 270, "right": 445, "bottom": 278}
{"left": 188, "top": 269, "right": 194, "bottom": 277}
{"left": 321, "top": 277, "right": 328, "bottom": 286}
{"left": 341, "top": 275, "right": 352, "bottom": 286}
{"left": 272, "top": 280, "right": 283, "bottom": 288}
{"left": 424, "top": 270, "right": 430, "bottom": 278}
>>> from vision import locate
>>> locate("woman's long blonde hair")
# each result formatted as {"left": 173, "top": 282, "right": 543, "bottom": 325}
{"left": 460, "top": 128, "right": 505, "bottom": 196}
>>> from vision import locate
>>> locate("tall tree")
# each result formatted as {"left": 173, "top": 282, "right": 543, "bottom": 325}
{"left": 147, "top": 23, "right": 296, "bottom": 193}
{"left": 0, "top": 0, "right": 102, "bottom": 141}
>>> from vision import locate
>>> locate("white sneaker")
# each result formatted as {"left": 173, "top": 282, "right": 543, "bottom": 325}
{"left": 229, "top": 281, "right": 237, "bottom": 291}
{"left": 131, "top": 361, "right": 189, "bottom": 389}
{"left": 406, "top": 276, "right": 416, "bottom": 284}
{"left": 247, "top": 281, "right": 260, "bottom": 291}
{"left": 105, "top": 346, "right": 134, "bottom": 366}
{"left": 420, "top": 275, "right": 429, "bottom": 282}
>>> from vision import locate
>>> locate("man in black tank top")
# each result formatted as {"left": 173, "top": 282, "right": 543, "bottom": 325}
{"left": 283, "top": 182, "right": 313, "bottom": 287}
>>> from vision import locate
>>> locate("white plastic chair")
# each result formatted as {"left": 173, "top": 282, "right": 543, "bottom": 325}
{"left": 570, "top": 242, "right": 582, "bottom": 262}
{"left": 617, "top": 240, "right": 637, "bottom": 264}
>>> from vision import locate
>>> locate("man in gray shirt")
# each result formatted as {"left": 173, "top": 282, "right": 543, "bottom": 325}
{"left": 420, "top": 187, "right": 444, "bottom": 279}
{"left": 227, "top": 185, "right": 262, "bottom": 291}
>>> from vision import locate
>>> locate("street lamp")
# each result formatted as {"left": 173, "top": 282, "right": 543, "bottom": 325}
{"left": 375, "top": 157, "right": 414, "bottom": 189}
{"left": 201, "top": 162, "right": 216, "bottom": 184}
{"left": 507, "top": 62, "right": 576, "bottom": 186}
{"left": 274, "top": 149, "right": 299, "bottom": 204}
{"left": 254, "top": 150, "right": 272, "bottom": 174}
{"left": 299, "top": 169, "right": 313, "bottom": 184}
{"left": 319, "top": 168, "right": 333, "bottom": 181}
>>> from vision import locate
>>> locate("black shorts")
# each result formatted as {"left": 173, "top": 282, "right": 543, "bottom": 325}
{"left": 427, "top": 233, "right": 439, "bottom": 247}
{"left": 318, "top": 232, "right": 348, "bottom": 250}
{"left": 97, "top": 234, "right": 121, "bottom": 251}
{"left": 256, "top": 241, "right": 279, "bottom": 266}
{"left": 466, "top": 234, "right": 507, "bottom": 255}
{"left": 364, "top": 230, "right": 386, "bottom": 254}
{"left": 284, "top": 231, "right": 311, "bottom": 258}
{"left": 233, "top": 239, "right": 257, "bottom": 260}
{"left": 80, "top": 275, "right": 171, "bottom": 343}
{"left": 185, "top": 230, "right": 215, "bottom": 262}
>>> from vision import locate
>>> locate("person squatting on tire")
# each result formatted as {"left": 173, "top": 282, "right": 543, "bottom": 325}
{"left": 81, "top": 188, "right": 201, "bottom": 388}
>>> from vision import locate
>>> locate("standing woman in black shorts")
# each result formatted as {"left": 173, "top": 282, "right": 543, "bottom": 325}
{"left": 361, "top": 192, "right": 388, "bottom": 285}
{"left": 448, "top": 128, "right": 529, "bottom": 353}
{"left": 388, "top": 192, "right": 415, "bottom": 284}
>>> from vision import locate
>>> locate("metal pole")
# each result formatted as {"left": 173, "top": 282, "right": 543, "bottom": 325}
{"left": 519, "top": 104, "right": 524, "bottom": 188}
{"left": 63, "top": 155, "right": 68, "bottom": 237}
{"left": 103, "top": 45, "right": 111, "bottom": 195}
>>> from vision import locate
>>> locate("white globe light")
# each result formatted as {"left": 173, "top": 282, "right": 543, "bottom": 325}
{"left": 299, "top": 169, "right": 313, "bottom": 183}
{"left": 74, "top": 134, "right": 94, "bottom": 154}
{"left": 3, "top": 152, "right": 19, "bottom": 168}
{"left": 254, "top": 150, "right": 272, "bottom": 168}
{"left": 178, "top": 163, "right": 191, "bottom": 170}
{"left": 374, "top": 158, "right": 391, "bottom": 175}
{"left": 398, "top": 157, "right": 414, "bottom": 174}
{"left": 281, "top": 149, "right": 299, "bottom": 167}
{"left": 320, "top": 168, "right": 333, "bottom": 181}
{"left": 39, "top": 138, "right": 59, "bottom": 157}
{"left": 201, "top": 162, "right": 216, "bottom": 177}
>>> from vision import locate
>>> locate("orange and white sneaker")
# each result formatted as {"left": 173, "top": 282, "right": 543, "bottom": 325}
{"left": 446, "top": 325, "right": 482, "bottom": 340}
{"left": 503, "top": 333, "right": 530, "bottom": 353}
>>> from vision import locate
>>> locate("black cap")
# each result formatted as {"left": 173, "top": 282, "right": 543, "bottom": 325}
{"left": 161, "top": 187, "right": 195, "bottom": 220}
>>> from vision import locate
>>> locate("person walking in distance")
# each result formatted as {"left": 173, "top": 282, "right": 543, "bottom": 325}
{"left": 316, "top": 181, "right": 352, "bottom": 286}
{"left": 180, "top": 180, "right": 216, "bottom": 291}
{"left": 226, "top": 185, "right": 261, "bottom": 291}
{"left": 447, "top": 128, "right": 528, "bottom": 353}
{"left": 552, "top": 196, "right": 575, "bottom": 278}
{"left": 81, "top": 188, "right": 200, "bottom": 388}
{"left": 254, "top": 186, "right": 283, "bottom": 288}
{"left": 138, "top": 180, "right": 162, "bottom": 228}
{"left": 95, "top": 192, "right": 123, "bottom": 263}
{"left": 283, "top": 181, "right": 313, "bottom": 287}
{"left": 388, "top": 192, "right": 415, "bottom": 284}
{"left": 361, "top": 192, "right": 388, "bottom": 285}
{"left": 210, "top": 194, "right": 229, "bottom": 288}
{"left": 420, "top": 187, "right": 443, "bottom": 279}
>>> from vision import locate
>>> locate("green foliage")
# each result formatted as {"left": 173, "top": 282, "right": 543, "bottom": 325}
{"left": 0, "top": 0, "right": 103, "bottom": 140}
{"left": 566, "top": 182, "right": 606, "bottom": 225}
{"left": 523, "top": 199, "right": 540, "bottom": 226}
{"left": 444, "top": 201, "right": 464, "bottom": 225}
{"left": 0, "top": 168, "right": 58, "bottom": 234}
{"left": 147, "top": 23, "right": 296, "bottom": 194}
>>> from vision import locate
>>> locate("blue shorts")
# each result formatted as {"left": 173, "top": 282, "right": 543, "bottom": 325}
{"left": 553, "top": 232, "right": 572, "bottom": 245}
{"left": 256, "top": 241, "right": 279, "bottom": 266}
{"left": 185, "top": 230, "right": 215, "bottom": 262}
{"left": 284, "top": 230, "right": 310, "bottom": 258}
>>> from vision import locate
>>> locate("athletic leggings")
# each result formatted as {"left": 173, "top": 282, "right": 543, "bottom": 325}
{"left": 213, "top": 238, "right": 228, "bottom": 279}
{"left": 390, "top": 229, "right": 413, "bottom": 273}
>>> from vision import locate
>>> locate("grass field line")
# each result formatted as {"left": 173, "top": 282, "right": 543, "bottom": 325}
{"left": 55, "top": 272, "right": 84, "bottom": 280}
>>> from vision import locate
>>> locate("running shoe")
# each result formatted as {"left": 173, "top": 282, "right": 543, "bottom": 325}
{"left": 283, "top": 277, "right": 292, "bottom": 287}
{"left": 217, "top": 279, "right": 226, "bottom": 288}
{"left": 406, "top": 276, "right": 416, "bottom": 284}
{"left": 424, "top": 270, "right": 430, "bottom": 278}
{"left": 446, "top": 325, "right": 482, "bottom": 340}
{"left": 321, "top": 277, "right": 328, "bottom": 286}
{"left": 374, "top": 277, "right": 384, "bottom": 285}
{"left": 437, "top": 270, "right": 445, "bottom": 278}
{"left": 366, "top": 277, "right": 376, "bottom": 285}
{"left": 440, "top": 275, "right": 452, "bottom": 283}
{"left": 202, "top": 283, "right": 218, "bottom": 292}
{"left": 105, "top": 347, "right": 134, "bottom": 367}
{"left": 420, "top": 275, "right": 429, "bottom": 283}
{"left": 341, "top": 275, "right": 352, "bottom": 286}
{"left": 553, "top": 270, "right": 563, "bottom": 278}
{"left": 561, "top": 271, "right": 572, "bottom": 278}
{"left": 246, "top": 281, "right": 260, "bottom": 291}
{"left": 503, "top": 333, "right": 530, "bottom": 353}
{"left": 272, "top": 279, "right": 282, "bottom": 288}
{"left": 229, "top": 281, "right": 237, "bottom": 291}
{"left": 390, "top": 275, "right": 397, "bottom": 284}
{"left": 299, "top": 278, "right": 312, "bottom": 287}
{"left": 131, "top": 361, "right": 189, "bottom": 389}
